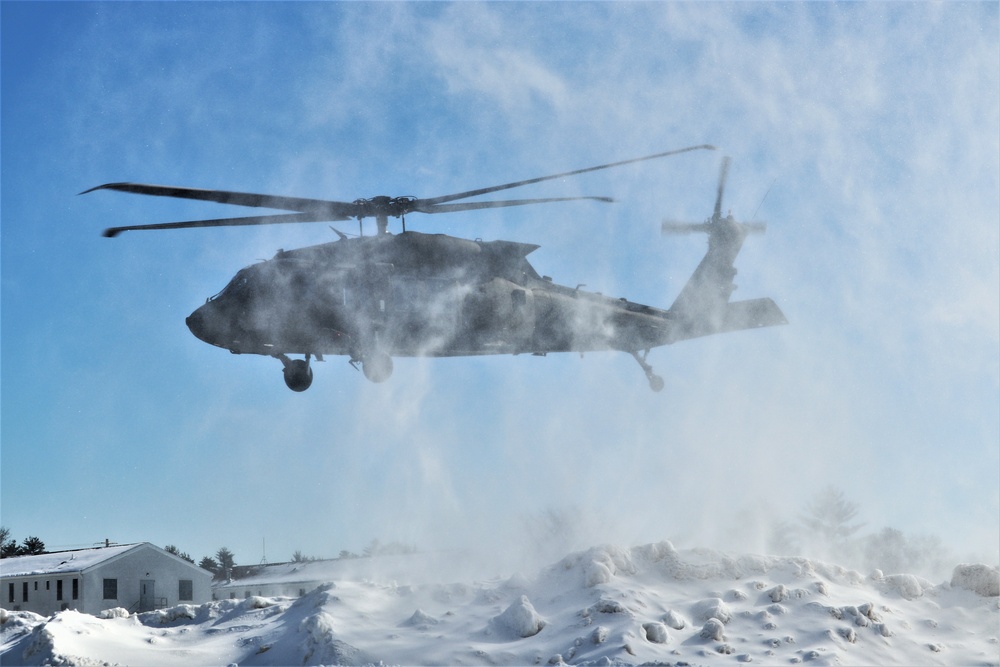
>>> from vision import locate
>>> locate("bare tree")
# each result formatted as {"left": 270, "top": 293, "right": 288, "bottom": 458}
{"left": 0, "top": 527, "right": 14, "bottom": 558}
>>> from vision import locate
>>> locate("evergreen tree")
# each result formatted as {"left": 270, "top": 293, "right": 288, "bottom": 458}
{"left": 165, "top": 545, "right": 194, "bottom": 563}
{"left": 199, "top": 556, "right": 219, "bottom": 574}
{"left": 363, "top": 539, "right": 381, "bottom": 558}
{"left": 215, "top": 547, "right": 236, "bottom": 576}
{"left": 800, "top": 486, "right": 864, "bottom": 544}
{"left": 20, "top": 536, "right": 46, "bottom": 555}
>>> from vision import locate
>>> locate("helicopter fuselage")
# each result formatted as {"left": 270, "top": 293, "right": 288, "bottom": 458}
{"left": 185, "top": 231, "right": 676, "bottom": 364}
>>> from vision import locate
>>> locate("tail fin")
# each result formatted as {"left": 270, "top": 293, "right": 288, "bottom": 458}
{"left": 662, "top": 156, "right": 785, "bottom": 340}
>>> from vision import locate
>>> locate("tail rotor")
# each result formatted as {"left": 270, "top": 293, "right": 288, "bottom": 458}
{"left": 661, "top": 155, "right": 766, "bottom": 236}
{"left": 713, "top": 155, "right": 731, "bottom": 221}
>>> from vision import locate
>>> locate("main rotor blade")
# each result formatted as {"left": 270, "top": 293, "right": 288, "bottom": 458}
{"left": 713, "top": 156, "right": 731, "bottom": 220}
{"left": 740, "top": 221, "right": 767, "bottom": 233}
{"left": 414, "top": 196, "right": 615, "bottom": 215}
{"left": 415, "top": 144, "right": 716, "bottom": 208}
{"left": 102, "top": 212, "right": 351, "bottom": 237}
{"left": 82, "top": 183, "right": 360, "bottom": 218}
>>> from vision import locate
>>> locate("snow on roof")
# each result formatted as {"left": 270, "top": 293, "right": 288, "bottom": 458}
{"left": 0, "top": 543, "right": 142, "bottom": 578}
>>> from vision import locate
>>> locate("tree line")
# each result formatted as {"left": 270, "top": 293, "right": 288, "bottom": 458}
{"left": 0, "top": 528, "right": 45, "bottom": 558}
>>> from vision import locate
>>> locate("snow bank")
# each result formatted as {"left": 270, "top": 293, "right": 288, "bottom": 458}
{"left": 951, "top": 563, "right": 1000, "bottom": 597}
{"left": 2, "top": 543, "right": 998, "bottom": 666}
{"left": 298, "top": 611, "right": 374, "bottom": 666}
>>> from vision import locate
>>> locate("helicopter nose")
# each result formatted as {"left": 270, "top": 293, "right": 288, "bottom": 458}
{"left": 186, "top": 305, "right": 214, "bottom": 344}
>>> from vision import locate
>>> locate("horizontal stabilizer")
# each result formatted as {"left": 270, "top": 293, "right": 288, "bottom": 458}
{"left": 720, "top": 298, "right": 788, "bottom": 334}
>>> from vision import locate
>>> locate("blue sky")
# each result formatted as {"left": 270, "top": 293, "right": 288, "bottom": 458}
{"left": 2, "top": 2, "right": 997, "bottom": 572}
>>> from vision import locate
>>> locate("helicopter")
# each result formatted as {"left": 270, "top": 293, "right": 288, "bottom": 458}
{"left": 82, "top": 145, "right": 786, "bottom": 392}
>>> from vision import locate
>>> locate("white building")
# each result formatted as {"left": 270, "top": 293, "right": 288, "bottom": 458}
{"left": 213, "top": 559, "right": 344, "bottom": 600}
{"left": 0, "top": 542, "right": 212, "bottom": 616}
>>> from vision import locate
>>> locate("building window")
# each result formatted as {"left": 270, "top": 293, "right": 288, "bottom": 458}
{"left": 56, "top": 580, "right": 63, "bottom": 601}
{"left": 103, "top": 578, "right": 118, "bottom": 600}
{"left": 46, "top": 580, "right": 50, "bottom": 590}
{"left": 8, "top": 583, "right": 13, "bottom": 603}
{"left": 72, "top": 579, "right": 79, "bottom": 600}
{"left": 23, "top": 582, "right": 28, "bottom": 602}
{"left": 34, "top": 581, "right": 38, "bottom": 591}
{"left": 178, "top": 580, "right": 193, "bottom": 601}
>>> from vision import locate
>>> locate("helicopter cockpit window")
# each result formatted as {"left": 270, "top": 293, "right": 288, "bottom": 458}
{"left": 211, "top": 270, "right": 253, "bottom": 301}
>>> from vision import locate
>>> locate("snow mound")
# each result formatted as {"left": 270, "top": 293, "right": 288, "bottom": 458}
{"left": 142, "top": 604, "right": 200, "bottom": 625}
{"left": 879, "top": 573, "right": 934, "bottom": 600}
{"left": 692, "top": 597, "right": 732, "bottom": 624}
{"left": 401, "top": 608, "right": 439, "bottom": 627}
{"left": 700, "top": 617, "right": 726, "bottom": 641}
{"left": 661, "top": 609, "right": 686, "bottom": 629}
{"left": 298, "top": 611, "right": 374, "bottom": 666}
{"left": 641, "top": 621, "right": 669, "bottom": 644}
{"left": 951, "top": 563, "right": 1000, "bottom": 597}
{"left": 488, "top": 595, "right": 546, "bottom": 638}
{"left": 556, "top": 545, "right": 636, "bottom": 588}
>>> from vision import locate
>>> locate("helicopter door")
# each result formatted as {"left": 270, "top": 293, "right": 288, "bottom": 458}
{"left": 388, "top": 277, "right": 464, "bottom": 354}
{"left": 345, "top": 264, "right": 394, "bottom": 331}
{"left": 463, "top": 278, "right": 535, "bottom": 350}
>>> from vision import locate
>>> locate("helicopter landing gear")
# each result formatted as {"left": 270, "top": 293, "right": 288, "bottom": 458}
{"left": 630, "top": 349, "right": 664, "bottom": 392}
{"left": 277, "top": 353, "right": 313, "bottom": 392}
{"left": 362, "top": 351, "right": 393, "bottom": 383}
{"left": 349, "top": 350, "right": 394, "bottom": 383}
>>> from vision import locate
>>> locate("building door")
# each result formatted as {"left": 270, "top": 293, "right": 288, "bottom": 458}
{"left": 139, "top": 579, "right": 156, "bottom": 612}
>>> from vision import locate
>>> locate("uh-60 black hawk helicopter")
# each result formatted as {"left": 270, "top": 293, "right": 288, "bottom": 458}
{"left": 83, "top": 144, "right": 786, "bottom": 393}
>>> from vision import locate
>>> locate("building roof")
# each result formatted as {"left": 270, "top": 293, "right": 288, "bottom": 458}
{"left": 0, "top": 543, "right": 143, "bottom": 578}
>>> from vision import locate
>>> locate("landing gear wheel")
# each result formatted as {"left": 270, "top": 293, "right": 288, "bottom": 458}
{"left": 283, "top": 359, "right": 313, "bottom": 392}
{"left": 362, "top": 352, "right": 393, "bottom": 383}
{"left": 630, "top": 349, "right": 664, "bottom": 393}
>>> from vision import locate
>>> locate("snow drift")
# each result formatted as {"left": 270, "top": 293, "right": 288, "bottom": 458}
{"left": 2, "top": 543, "right": 997, "bottom": 666}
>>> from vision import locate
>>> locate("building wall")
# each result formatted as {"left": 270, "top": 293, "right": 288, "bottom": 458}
{"left": 2, "top": 545, "right": 212, "bottom": 616}
{"left": 213, "top": 581, "right": 315, "bottom": 600}
{"left": 3, "top": 573, "right": 82, "bottom": 616}
{"left": 81, "top": 545, "right": 212, "bottom": 614}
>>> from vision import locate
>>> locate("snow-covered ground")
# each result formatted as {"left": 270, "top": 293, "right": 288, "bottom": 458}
{"left": 2, "top": 542, "right": 998, "bottom": 666}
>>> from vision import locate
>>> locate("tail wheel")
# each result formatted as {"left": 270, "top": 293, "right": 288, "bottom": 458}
{"left": 630, "top": 349, "right": 664, "bottom": 392}
{"left": 362, "top": 352, "right": 393, "bottom": 383}
{"left": 283, "top": 359, "right": 313, "bottom": 392}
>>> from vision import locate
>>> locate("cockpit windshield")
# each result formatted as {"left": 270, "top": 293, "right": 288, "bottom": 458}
{"left": 209, "top": 268, "right": 253, "bottom": 302}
